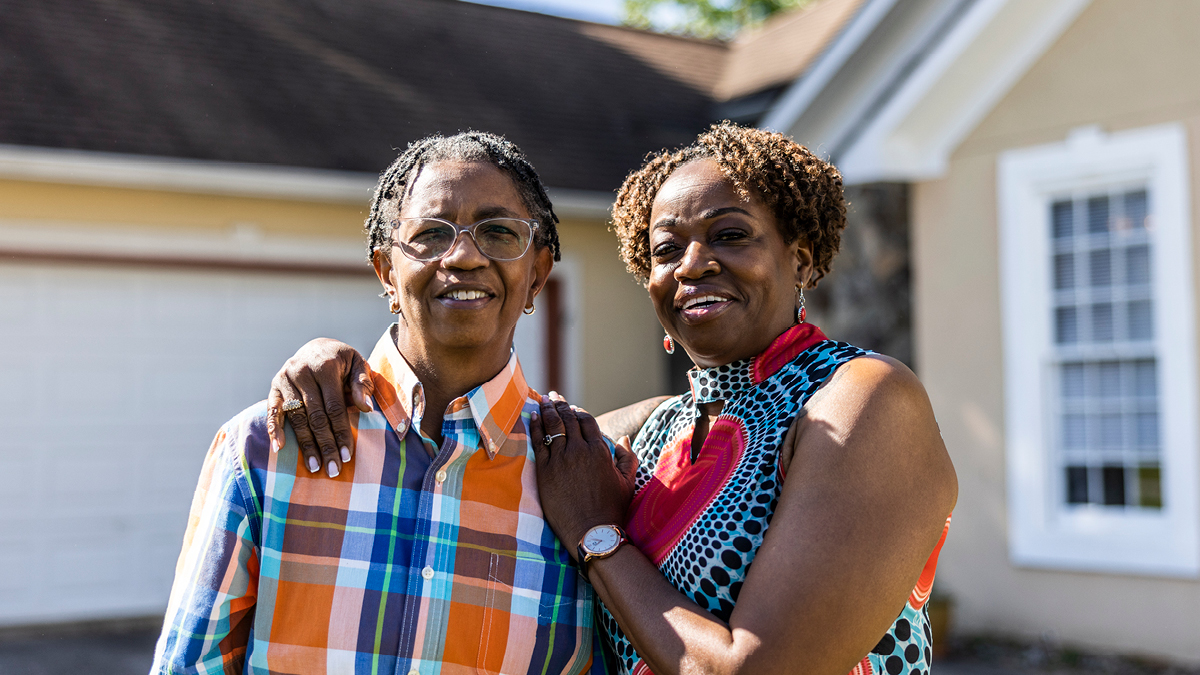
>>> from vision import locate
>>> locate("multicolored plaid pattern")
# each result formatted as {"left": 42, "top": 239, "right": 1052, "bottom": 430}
{"left": 152, "top": 326, "right": 608, "bottom": 675}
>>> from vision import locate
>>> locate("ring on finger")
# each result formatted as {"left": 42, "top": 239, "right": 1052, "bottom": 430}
{"left": 543, "top": 433, "right": 565, "bottom": 447}
{"left": 282, "top": 399, "right": 304, "bottom": 413}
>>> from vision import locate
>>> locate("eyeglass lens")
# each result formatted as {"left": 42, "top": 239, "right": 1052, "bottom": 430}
{"left": 395, "top": 218, "right": 534, "bottom": 262}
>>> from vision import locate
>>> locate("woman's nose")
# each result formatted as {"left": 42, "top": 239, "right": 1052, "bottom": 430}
{"left": 675, "top": 241, "right": 718, "bottom": 279}
{"left": 441, "top": 230, "right": 489, "bottom": 268}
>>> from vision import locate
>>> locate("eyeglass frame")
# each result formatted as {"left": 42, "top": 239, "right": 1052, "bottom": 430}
{"left": 388, "top": 216, "right": 541, "bottom": 262}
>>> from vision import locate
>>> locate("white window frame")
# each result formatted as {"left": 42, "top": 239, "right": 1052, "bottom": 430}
{"left": 998, "top": 123, "right": 1199, "bottom": 577}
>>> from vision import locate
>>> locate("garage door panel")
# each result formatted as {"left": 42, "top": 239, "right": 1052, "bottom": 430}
{"left": 0, "top": 262, "right": 395, "bottom": 625}
{"left": 50, "top": 357, "right": 139, "bottom": 417}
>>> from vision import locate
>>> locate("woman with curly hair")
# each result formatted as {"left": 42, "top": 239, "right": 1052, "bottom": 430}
{"left": 271, "top": 122, "right": 957, "bottom": 675}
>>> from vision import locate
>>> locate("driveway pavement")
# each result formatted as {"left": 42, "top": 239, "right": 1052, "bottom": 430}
{"left": 0, "top": 619, "right": 158, "bottom": 675}
{"left": 1, "top": 624, "right": 1196, "bottom": 675}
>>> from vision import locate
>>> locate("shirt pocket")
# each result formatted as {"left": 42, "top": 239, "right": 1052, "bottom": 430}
{"left": 477, "top": 553, "right": 508, "bottom": 674}
{"left": 477, "top": 552, "right": 586, "bottom": 675}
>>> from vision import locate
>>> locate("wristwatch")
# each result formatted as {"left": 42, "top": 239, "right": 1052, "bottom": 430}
{"left": 577, "top": 524, "right": 628, "bottom": 578}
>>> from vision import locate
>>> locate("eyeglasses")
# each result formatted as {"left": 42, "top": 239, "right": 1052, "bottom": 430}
{"left": 391, "top": 217, "right": 539, "bottom": 262}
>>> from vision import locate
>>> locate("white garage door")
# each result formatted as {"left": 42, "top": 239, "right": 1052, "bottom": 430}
{"left": 0, "top": 260, "right": 547, "bottom": 626}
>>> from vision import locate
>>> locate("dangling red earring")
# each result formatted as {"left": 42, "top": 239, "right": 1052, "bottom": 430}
{"left": 797, "top": 285, "right": 807, "bottom": 324}
{"left": 663, "top": 334, "right": 675, "bottom": 354}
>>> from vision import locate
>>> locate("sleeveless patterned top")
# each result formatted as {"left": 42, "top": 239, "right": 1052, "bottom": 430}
{"left": 598, "top": 323, "right": 949, "bottom": 675}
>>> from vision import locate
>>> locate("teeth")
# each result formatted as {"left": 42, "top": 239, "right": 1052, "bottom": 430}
{"left": 683, "top": 295, "right": 729, "bottom": 310}
{"left": 447, "top": 289, "right": 487, "bottom": 301}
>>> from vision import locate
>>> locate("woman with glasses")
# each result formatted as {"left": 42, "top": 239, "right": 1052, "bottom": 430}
{"left": 153, "top": 131, "right": 624, "bottom": 673}
{"left": 267, "top": 123, "right": 957, "bottom": 675}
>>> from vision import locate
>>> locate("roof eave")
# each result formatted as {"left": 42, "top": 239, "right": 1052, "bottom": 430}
{"left": 0, "top": 144, "right": 615, "bottom": 219}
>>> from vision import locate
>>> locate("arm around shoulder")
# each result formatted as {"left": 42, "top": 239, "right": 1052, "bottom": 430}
{"left": 596, "top": 396, "right": 672, "bottom": 442}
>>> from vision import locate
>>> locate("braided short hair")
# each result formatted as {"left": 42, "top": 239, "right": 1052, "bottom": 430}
{"left": 365, "top": 131, "right": 561, "bottom": 262}
{"left": 612, "top": 122, "right": 846, "bottom": 286}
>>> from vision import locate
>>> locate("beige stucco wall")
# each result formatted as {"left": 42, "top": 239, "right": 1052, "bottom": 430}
{"left": 557, "top": 217, "right": 667, "bottom": 413}
{"left": 914, "top": 0, "right": 1200, "bottom": 663}
{"left": 0, "top": 178, "right": 664, "bottom": 412}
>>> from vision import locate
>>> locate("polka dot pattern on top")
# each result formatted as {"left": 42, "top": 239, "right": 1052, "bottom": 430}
{"left": 598, "top": 326, "right": 938, "bottom": 675}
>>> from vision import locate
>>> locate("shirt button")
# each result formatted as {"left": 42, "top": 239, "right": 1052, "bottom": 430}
{"left": 421, "top": 566, "right": 434, "bottom": 580}
{"left": 435, "top": 469, "right": 447, "bottom": 484}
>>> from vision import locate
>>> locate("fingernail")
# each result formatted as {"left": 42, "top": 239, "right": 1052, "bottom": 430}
{"left": 271, "top": 438, "right": 281, "bottom": 453}
{"left": 327, "top": 461, "right": 340, "bottom": 478}
{"left": 307, "top": 456, "right": 320, "bottom": 473}
{"left": 340, "top": 446, "right": 351, "bottom": 463}
{"left": 531, "top": 410, "right": 538, "bottom": 421}
{"left": 364, "top": 394, "right": 374, "bottom": 410}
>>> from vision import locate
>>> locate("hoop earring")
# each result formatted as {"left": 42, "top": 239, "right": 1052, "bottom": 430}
{"left": 796, "top": 285, "right": 807, "bottom": 324}
{"left": 523, "top": 305, "right": 536, "bottom": 315}
{"left": 663, "top": 334, "right": 675, "bottom": 354}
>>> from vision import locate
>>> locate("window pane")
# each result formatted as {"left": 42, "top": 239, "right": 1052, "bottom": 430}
{"left": 1125, "top": 190, "right": 1148, "bottom": 230}
{"left": 1126, "top": 245, "right": 1150, "bottom": 285}
{"left": 1052, "top": 200, "right": 1074, "bottom": 238}
{"left": 1089, "top": 249, "right": 1112, "bottom": 286}
{"left": 1134, "top": 359, "right": 1157, "bottom": 397}
{"left": 1061, "top": 362, "right": 1085, "bottom": 398}
{"left": 1138, "top": 465, "right": 1162, "bottom": 508}
{"left": 1098, "top": 414, "right": 1122, "bottom": 447}
{"left": 1054, "top": 253, "right": 1075, "bottom": 289}
{"left": 1088, "top": 196, "right": 1110, "bottom": 233}
{"left": 1056, "top": 306, "right": 1078, "bottom": 343}
{"left": 1097, "top": 361, "right": 1121, "bottom": 396}
{"left": 1128, "top": 300, "right": 1153, "bottom": 340}
{"left": 1102, "top": 465, "right": 1126, "bottom": 505}
{"left": 1066, "top": 466, "right": 1089, "bottom": 504}
{"left": 1136, "top": 412, "right": 1159, "bottom": 447}
{"left": 1091, "top": 303, "right": 1113, "bottom": 341}
{"left": 1063, "top": 414, "right": 1086, "bottom": 448}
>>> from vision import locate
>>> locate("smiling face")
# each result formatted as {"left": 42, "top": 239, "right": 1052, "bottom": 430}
{"left": 648, "top": 158, "right": 813, "bottom": 368}
{"left": 374, "top": 160, "right": 552, "bottom": 363}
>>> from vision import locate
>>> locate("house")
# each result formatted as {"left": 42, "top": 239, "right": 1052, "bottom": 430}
{"left": 2, "top": 0, "right": 898, "bottom": 628}
{"left": 762, "top": 0, "right": 1200, "bottom": 664}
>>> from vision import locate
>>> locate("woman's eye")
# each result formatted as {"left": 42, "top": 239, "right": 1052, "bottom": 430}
{"left": 715, "top": 229, "right": 748, "bottom": 241}
{"left": 651, "top": 242, "right": 681, "bottom": 258}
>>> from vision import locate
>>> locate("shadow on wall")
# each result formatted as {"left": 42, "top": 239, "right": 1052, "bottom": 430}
{"left": 808, "top": 182, "right": 912, "bottom": 368}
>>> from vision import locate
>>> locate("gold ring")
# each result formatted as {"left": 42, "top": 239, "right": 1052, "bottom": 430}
{"left": 281, "top": 399, "right": 304, "bottom": 413}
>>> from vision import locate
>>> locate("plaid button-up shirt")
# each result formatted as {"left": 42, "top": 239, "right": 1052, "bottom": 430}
{"left": 153, "top": 327, "right": 608, "bottom": 675}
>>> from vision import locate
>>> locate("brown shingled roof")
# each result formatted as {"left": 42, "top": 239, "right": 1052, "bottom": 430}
{"left": 0, "top": 0, "right": 858, "bottom": 190}
{"left": 0, "top": 0, "right": 722, "bottom": 191}
{"left": 716, "top": 0, "right": 864, "bottom": 101}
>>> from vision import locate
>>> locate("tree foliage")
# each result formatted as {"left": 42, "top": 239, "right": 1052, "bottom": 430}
{"left": 622, "top": 0, "right": 813, "bottom": 39}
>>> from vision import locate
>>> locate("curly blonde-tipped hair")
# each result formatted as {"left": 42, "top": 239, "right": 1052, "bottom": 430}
{"left": 612, "top": 122, "right": 846, "bottom": 286}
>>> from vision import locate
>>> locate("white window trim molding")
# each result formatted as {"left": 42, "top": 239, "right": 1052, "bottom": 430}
{"left": 998, "top": 123, "right": 1200, "bottom": 577}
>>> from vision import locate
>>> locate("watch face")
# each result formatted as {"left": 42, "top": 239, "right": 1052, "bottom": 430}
{"left": 584, "top": 526, "right": 620, "bottom": 554}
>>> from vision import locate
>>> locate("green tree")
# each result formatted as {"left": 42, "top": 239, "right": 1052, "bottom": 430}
{"left": 623, "top": 0, "right": 813, "bottom": 39}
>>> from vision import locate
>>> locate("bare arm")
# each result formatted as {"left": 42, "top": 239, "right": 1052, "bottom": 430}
{"left": 595, "top": 396, "right": 670, "bottom": 442}
{"left": 538, "top": 356, "right": 957, "bottom": 675}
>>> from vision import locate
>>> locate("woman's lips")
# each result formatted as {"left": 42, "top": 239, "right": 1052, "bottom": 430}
{"left": 678, "top": 298, "right": 733, "bottom": 322}
{"left": 437, "top": 288, "right": 493, "bottom": 309}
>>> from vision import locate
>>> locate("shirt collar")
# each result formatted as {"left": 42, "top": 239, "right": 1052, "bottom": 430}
{"left": 367, "top": 324, "right": 532, "bottom": 459}
{"left": 687, "top": 322, "right": 827, "bottom": 403}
